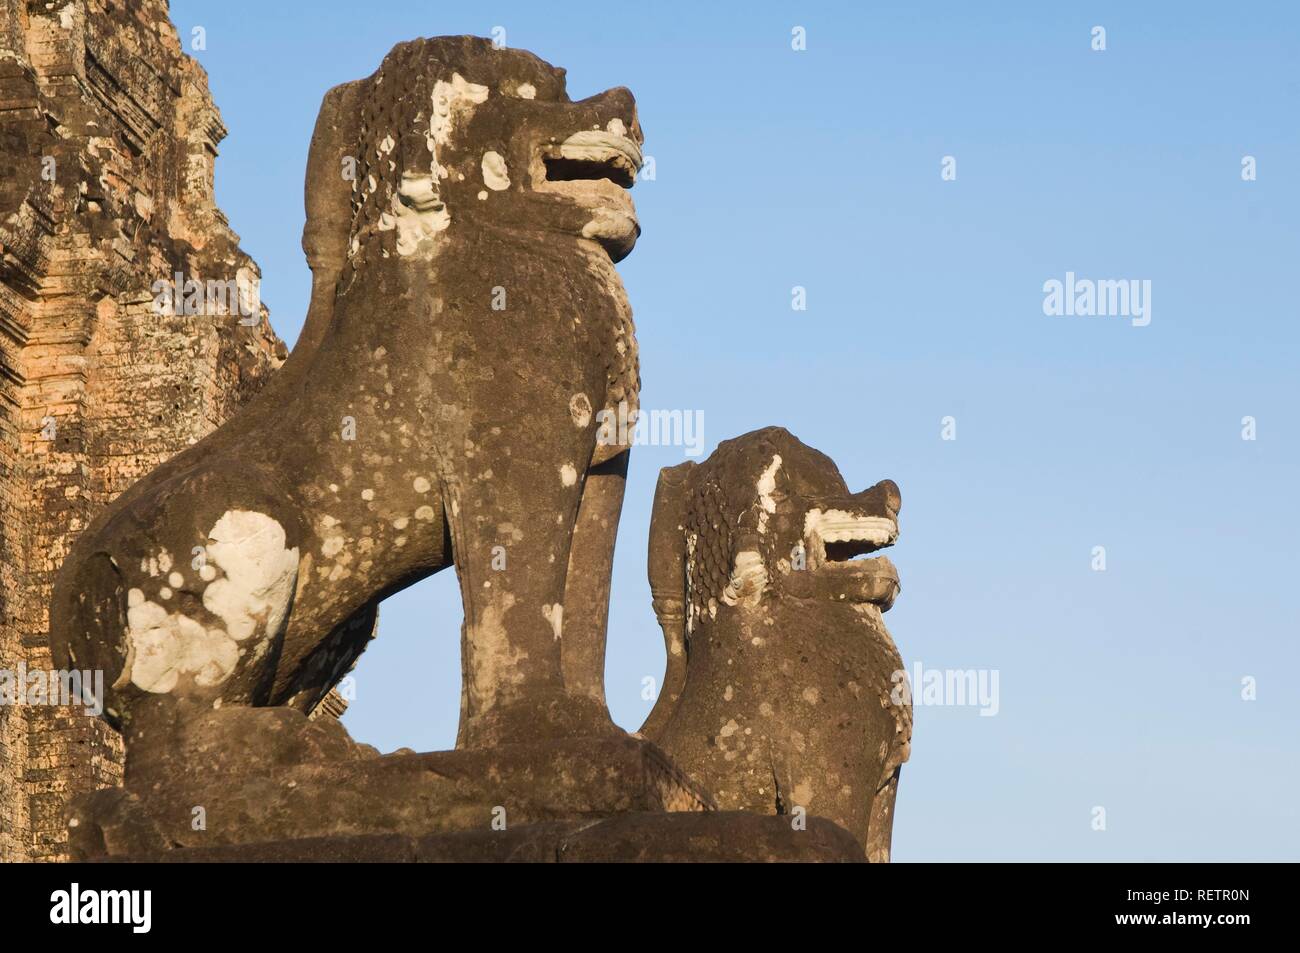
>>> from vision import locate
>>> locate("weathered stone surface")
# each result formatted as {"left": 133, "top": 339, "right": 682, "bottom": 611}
{"left": 49, "top": 35, "right": 646, "bottom": 762}
{"left": 90, "top": 812, "right": 866, "bottom": 863}
{"left": 0, "top": 0, "right": 283, "bottom": 861}
{"left": 641, "top": 427, "right": 911, "bottom": 862}
{"left": 67, "top": 702, "right": 711, "bottom": 860}
{"left": 3, "top": 4, "right": 914, "bottom": 864}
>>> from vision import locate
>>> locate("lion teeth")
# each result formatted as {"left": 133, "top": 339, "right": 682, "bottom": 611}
{"left": 554, "top": 130, "right": 642, "bottom": 173}
{"left": 803, "top": 510, "right": 897, "bottom": 546}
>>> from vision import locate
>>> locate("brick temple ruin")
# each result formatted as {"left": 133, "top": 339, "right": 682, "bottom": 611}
{"left": 0, "top": 0, "right": 283, "bottom": 861}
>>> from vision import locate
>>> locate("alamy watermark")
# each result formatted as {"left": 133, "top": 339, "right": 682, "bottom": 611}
{"left": 1042, "top": 271, "right": 1151, "bottom": 327}
{"left": 151, "top": 269, "right": 262, "bottom": 325}
{"left": 890, "top": 662, "right": 1000, "bottom": 716}
{"left": 50, "top": 883, "right": 151, "bottom": 933}
{"left": 0, "top": 663, "right": 104, "bottom": 716}
{"left": 596, "top": 399, "right": 705, "bottom": 458}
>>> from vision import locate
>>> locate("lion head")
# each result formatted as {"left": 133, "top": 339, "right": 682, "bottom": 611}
{"left": 300, "top": 36, "right": 643, "bottom": 294}
{"left": 647, "top": 427, "right": 902, "bottom": 651}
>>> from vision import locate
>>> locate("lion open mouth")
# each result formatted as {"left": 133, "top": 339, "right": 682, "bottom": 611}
{"left": 803, "top": 510, "right": 901, "bottom": 610}
{"left": 535, "top": 129, "right": 642, "bottom": 260}
{"left": 542, "top": 130, "right": 642, "bottom": 188}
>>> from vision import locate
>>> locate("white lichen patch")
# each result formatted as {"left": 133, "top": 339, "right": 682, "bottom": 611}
{"left": 756, "top": 454, "right": 782, "bottom": 534}
{"left": 568, "top": 393, "right": 592, "bottom": 428}
{"left": 542, "top": 603, "right": 564, "bottom": 641}
{"left": 123, "top": 597, "right": 239, "bottom": 694}
{"left": 413, "top": 476, "right": 431, "bottom": 494}
{"left": 559, "top": 463, "right": 578, "bottom": 487}
{"left": 466, "top": 593, "right": 527, "bottom": 713}
{"left": 201, "top": 510, "right": 300, "bottom": 644}
{"left": 430, "top": 74, "right": 489, "bottom": 155}
{"left": 514, "top": 82, "right": 536, "bottom": 99}
{"left": 684, "top": 531, "right": 698, "bottom": 635}
{"left": 386, "top": 71, "right": 489, "bottom": 252}
{"left": 384, "top": 171, "right": 451, "bottom": 255}
{"left": 721, "top": 550, "right": 767, "bottom": 607}
{"left": 121, "top": 512, "right": 296, "bottom": 695}
{"left": 481, "top": 151, "right": 510, "bottom": 191}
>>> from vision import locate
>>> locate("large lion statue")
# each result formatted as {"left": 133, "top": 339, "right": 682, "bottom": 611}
{"left": 52, "top": 36, "right": 644, "bottom": 751}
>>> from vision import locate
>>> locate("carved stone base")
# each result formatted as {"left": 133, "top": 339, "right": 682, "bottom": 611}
{"left": 67, "top": 705, "right": 713, "bottom": 860}
{"left": 85, "top": 812, "right": 866, "bottom": 863}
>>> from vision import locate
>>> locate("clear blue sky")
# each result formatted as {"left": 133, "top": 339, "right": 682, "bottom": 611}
{"left": 171, "top": 0, "right": 1298, "bottom": 861}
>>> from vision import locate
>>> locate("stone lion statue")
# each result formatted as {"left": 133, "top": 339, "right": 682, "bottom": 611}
{"left": 639, "top": 427, "right": 911, "bottom": 861}
{"left": 52, "top": 36, "right": 644, "bottom": 750}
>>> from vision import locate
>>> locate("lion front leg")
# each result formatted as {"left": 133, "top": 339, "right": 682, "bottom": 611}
{"left": 558, "top": 448, "right": 629, "bottom": 710}
{"left": 440, "top": 410, "right": 614, "bottom": 748}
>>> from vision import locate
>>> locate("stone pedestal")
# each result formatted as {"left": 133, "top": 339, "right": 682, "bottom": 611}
{"left": 68, "top": 727, "right": 716, "bottom": 860}
{"left": 88, "top": 812, "right": 866, "bottom": 863}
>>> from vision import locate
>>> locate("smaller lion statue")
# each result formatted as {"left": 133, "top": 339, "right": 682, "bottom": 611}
{"left": 640, "top": 427, "right": 911, "bottom": 861}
